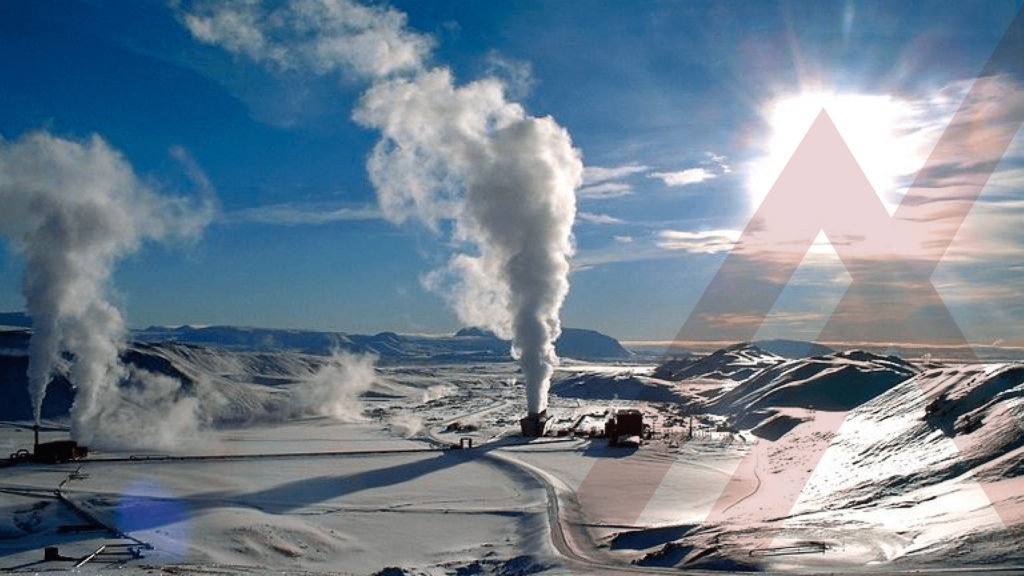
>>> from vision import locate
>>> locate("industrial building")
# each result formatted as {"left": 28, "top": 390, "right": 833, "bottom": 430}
{"left": 519, "top": 408, "right": 645, "bottom": 447}
{"left": 606, "top": 409, "right": 644, "bottom": 447}
{"left": 7, "top": 425, "right": 87, "bottom": 464}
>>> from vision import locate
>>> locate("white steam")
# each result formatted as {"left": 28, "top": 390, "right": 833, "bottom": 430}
{"left": 289, "top": 350, "right": 378, "bottom": 421}
{"left": 388, "top": 412, "right": 423, "bottom": 438}
{"left": 179, "top": 0, "right": 583, "bottom": 415}
{"left": 0, "top": 131, "right": 213, "bottom": 444}
{"left": 88, "top": 368, "right": 204, "bottom": 451}
{"left": 354, "top": 69, "right": 581, "bottom": 414}
{"left": 87, "top": 350, "right": 383, "bottom": 449}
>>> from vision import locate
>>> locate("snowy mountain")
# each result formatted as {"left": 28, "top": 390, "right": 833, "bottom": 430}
{"left": 708, "top": 349, "right": 919, "bottom": 428}
{"left": 608, "top": 343, "right": 1024, "bottom": 569}
{"left": 652, "top": 343, "right": 787, "bottom": 382}
{"left": 132, "top": 324, "right": 631, "bottom": 361}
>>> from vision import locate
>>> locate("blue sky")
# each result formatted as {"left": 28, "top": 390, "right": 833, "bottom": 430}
{"left": 0, "top": 0, "right": 1022, "bottom": 342}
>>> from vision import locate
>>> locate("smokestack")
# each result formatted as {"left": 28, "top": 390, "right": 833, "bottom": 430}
{"left": 520, "top": 409, "right": 549, "bottom": 438}
{"left": 33, "top": 423, "right": 39, "bottom": 450}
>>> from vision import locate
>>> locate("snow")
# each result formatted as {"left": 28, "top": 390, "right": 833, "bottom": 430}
{"left": 0, "top": 421, "right": 555, "bottom": 575}
{"left": 1, "top": 338, "right": 1024, "bottom": 573}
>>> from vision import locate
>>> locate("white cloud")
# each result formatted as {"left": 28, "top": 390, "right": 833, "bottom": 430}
{"left": 169, "top": 145, "right": 216, "bottom": 197}
{"left": 226, "top": 202, "right": 382, "bottom": 225}
{"left": 577, "top": 211, "right": 624, "bottom": 225}
{"left": 179, "top": 0, "right": 433, "bottom": 80}
{"left": 579, "top": 157, "right": 728, "bottom": 197}
{"left": 706, "top": 151, "right": 731, "bottom": 173}
{"left": 484, "top": 51, "right": 535, "bottom": 100}
{"left": 576, "top": 181, "right": 634, "bottom": 199}
{"left": 649, "top": 167, "right": 716, "bottom": 187}
{"left": 613, "top": 235, "right": 633, "bottom": 243}
{"left": 656, "top": 229, "right": 741, "bottom": 253}
{"left": 581, "top": 163, "right": 649, "bottom": 186}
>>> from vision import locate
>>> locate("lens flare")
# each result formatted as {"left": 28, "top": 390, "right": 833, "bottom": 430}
{"left": 749, "top": 92, "right": 928, "bottom": 217}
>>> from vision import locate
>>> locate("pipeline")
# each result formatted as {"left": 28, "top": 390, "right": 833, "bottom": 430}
{"left": 88, "top": 446, "right": 444, "bottom": 465}
{"left": 53, "top": 467, "right": 151, "bottom": 552}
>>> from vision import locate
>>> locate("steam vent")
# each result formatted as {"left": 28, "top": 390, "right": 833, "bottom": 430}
{"left": 520, "top": 410, "right": 549, "bottom": 437}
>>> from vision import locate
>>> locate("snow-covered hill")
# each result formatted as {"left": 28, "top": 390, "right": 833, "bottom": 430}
{"left": 0, "top": 331, "right": 435, "bottom": 428}
{"left": 652, "top": 343, "right": 787, "bottom": 382}
{"left": 709, "top": 349, "right": 919, "bottom": 429}
{"left": 649, "top": 344, "right": 918, "bottom": 426}
{"left": 609, "top": 344, "right": 1024, "bottom": 569}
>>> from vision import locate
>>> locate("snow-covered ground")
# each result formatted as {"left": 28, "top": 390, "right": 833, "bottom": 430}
{"left": 0, "top": 419, "right": 563, "bottom": 575}
{"left": 2, "top": 338, "right": 1024, "bottom": 574}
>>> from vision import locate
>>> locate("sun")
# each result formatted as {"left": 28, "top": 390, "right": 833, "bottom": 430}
{"left": 747, "top": 92, "right": 926, "bottom": 217}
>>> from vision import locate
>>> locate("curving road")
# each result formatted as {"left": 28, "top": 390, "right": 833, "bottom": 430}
{"left": 424, "top": 398, "right": 686, "bottom": 575}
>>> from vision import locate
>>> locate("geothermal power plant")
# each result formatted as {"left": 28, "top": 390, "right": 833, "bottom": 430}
{"left": 7, "top": 424, "right": 88, "bottom": 465}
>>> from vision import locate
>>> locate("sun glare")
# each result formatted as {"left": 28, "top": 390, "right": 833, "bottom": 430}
{"left": 748, "top": 92, "right": 927, "bottom": 216}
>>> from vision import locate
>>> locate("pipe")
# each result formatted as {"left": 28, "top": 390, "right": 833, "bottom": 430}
{"left": 74, "top": 545, "right": 106, "bottom": 568}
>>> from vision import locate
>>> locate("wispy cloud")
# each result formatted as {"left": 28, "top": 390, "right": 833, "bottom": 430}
{"left": 646, "top": 152, "right": 730, "bottom": 188}
{"left": 484, "top": 51, "right": 535, "bottom": 100}
{"left": 169, "top": 145, "right": 216, "bottom": 197}
{"left": 572, "top": 244, "right": 671, "bottom": 270}
{"left": 577, "top": 162, "right": 650, "bottom": 199}
{"left": 648, "top": 167, "right": 716, "bottom": 187}
{"left": 656, "top": 229, "right": 741, "bottom": 253}
{"left": 700, "top": 311, "right": 823, "bottom": 330}
{"left": 577, "top": 211, "right": 624, "bottom": 225}
{"left": 578, "top": 155, "right": 731, "bottom": 196}
{"left": 178, "top": 0, "right": 432, "bottom": 80}
{"left": 224, "top": 202, "right": 382, "bottom": 226}
{"left": 707, "top": 152, "right": 731, "bottom": 172}
{"left": 572, "top": 226, "right": 740, "bottom": 272}
{"left": 576, "top": 181, "right": 635, "bottom": 199}
{"left": 581, "top": 163, "right": 650, "bottom": 186}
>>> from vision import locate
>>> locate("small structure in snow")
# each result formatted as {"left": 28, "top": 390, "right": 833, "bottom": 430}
{"left": 606, "top": 409, "right": 644, "bottom": 446}
{"left": 34, "top": 440, "right": 88, "bottom": 464}
{"left": 520, "top": 410, "right": 550, "bottom": 437}
{"left": 9, "top": 425, "right": 89, "bottom": 464}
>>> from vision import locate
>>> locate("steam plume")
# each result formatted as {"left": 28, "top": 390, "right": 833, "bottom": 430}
{"left": 289, "top": 350, "right": 378, "bottom": 421}
{"left": 179, "top": 0, "right": 582, "bottom": 415}
{"left": 0, "top": 131, "right": 213, "bottom": 443}
{"left": 354, "top": 70, "right": 581, "bottom": 414}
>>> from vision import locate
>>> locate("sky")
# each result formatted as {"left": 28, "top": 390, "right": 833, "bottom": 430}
{"left": 0, "top": 0, "right": 1022, "bottom": 343}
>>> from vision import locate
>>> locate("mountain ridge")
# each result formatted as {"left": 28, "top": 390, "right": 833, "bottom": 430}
{"left": 1, "top": 312, "right": 631, "bottom": 361}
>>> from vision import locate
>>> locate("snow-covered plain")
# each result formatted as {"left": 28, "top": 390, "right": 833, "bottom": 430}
{"left": 2, "top": 335, "right": 1024, "bottom": 575}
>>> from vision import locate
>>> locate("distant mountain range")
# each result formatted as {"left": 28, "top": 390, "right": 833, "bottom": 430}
{"left": 0, "top": 314, "right": 630, "bottom": 422}
{"left": 133, "top": 324, "right": 631, "bottom": 361}
{"left": 1, "top": 312, "right": 631, "bottom": 362}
